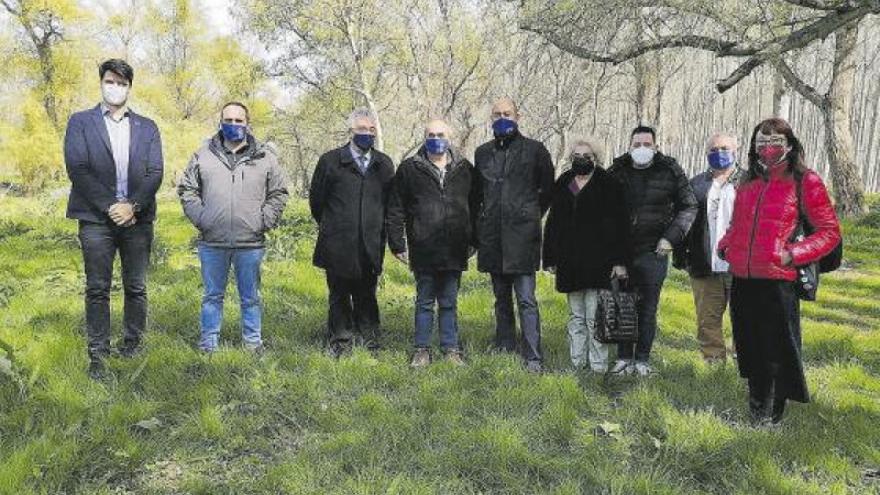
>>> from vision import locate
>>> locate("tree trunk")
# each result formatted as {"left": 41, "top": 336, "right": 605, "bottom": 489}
{"left": 633, "top": 57, "right": 658, "bottom": 126}
{"left": 823, "top": 23, "right": 865, "bottom": 217}
{"left": 773, "top": 70, "right": 790, "bottom": 120}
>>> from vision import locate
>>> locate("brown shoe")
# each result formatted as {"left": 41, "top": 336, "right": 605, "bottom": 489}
{"left": 445, "top": 349, "right": 465, "bottom": 366}
{"left": 410, "top": 348, "right": 431, "bottom": 368}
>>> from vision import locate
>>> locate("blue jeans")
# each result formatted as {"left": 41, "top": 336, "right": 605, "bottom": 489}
{"left": 491, "top": 273, "right": 542, "bottom": 363}
{"left": 414, "top": 271, "right": 461, "bottom": 350}
{"left": 198, "top": 245, "right": 265, "bottom": 350}
{"left": 618, "top": 251, "right": 669, "bottom": 362}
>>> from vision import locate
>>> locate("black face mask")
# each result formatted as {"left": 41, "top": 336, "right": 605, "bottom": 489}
{"left": 571, "top": 156, "right": 595, "bottom": 175}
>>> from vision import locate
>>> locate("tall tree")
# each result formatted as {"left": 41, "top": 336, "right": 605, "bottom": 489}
{"left": 520, "top": 0, "right": 880, "bottom": 216}
{"left": 241, "top": 0, "right": 395, "bottom": 150}
{"left": 0, "top": 0, "right": 80, "bottom": 131}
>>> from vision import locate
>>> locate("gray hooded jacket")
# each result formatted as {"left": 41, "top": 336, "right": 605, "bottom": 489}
{"left": 178, "top": 134, "right": 289, "bottom": 248}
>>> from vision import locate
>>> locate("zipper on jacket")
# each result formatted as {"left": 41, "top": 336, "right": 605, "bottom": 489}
{"left": 745, "top": 180, "right": 769, "bottom": 278}
{"left": 230, "top": 170, "right": 236, "bottom": 248}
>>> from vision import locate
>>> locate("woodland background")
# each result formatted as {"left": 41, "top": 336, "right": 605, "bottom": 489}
{"left": 1, "top": 0, "right": 879, "bottom": 215}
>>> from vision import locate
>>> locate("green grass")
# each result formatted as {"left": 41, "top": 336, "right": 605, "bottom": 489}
{"left": 1, "top": 191, "right": 879, "bottom": 494}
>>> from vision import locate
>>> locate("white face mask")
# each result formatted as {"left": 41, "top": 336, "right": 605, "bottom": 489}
{"left": 630, "top": 146, "right": 655, "bottom": 166}
{"left": 102, "top": 83, "right": 129, "bottom": 106}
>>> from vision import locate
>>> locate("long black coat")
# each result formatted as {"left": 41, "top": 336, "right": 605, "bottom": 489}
{"left": 543, "top": 168, "right": 631, "bottom": 293}
{"left": 608, "top": 152, "right": 698, "bottom": 257}
{"left": 309, "top": 144, "right": 395, "bottom": 278}
{"left": 472, "top": 132, "right": 555, "bottom": 274}
{"left": 386, "top": 148, "right": 477, "bottom": 273}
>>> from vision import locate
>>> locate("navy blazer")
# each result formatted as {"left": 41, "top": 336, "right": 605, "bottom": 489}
{"left": 64, "top": 104, "right": 164, "bottom": 223}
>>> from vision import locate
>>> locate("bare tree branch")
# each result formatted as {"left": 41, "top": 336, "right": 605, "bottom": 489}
{"left": 773, "top": 57, "right": 828, "bottom": 107}
{"left": 522, "top": 0, "right": 880, "bottom": 95}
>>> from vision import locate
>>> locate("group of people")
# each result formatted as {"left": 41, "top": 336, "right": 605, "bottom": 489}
{"left": 64, "top": 59, "right": 841, "bottom": 425}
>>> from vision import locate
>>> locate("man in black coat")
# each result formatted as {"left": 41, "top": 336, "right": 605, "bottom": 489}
{"left": 309, "top": 108, "right": 395, "bottom": 357}
{"left": 386, "top": 119, "right": 477, "bottom": 367}
{"left": 472, "top": 97, "right": 555, "bottom": 372}
{"left": 64, "top": 59, "right": 164, "bottom": 379}
{"left": 673, "top": 132, "right": 741, "bottom": 362}
{"left": 608, "top": 125, "right": 697, "bottom": 376}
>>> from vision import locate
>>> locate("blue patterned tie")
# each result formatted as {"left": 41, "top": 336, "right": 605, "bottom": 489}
{"left": 359, "top": 155, "right": 368, "bottom": 174}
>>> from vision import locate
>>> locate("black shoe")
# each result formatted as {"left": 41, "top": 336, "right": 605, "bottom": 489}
{"left": 328, "top": 341, "right": 352, "bottom": 359}
{"left": 365, "top": 340, "right": 382, "bottom": 357}
{"left": 88, "top": 360, "right": 106, "bottom": 380}
{"left": 769, "top": 394, "right": 786, "bottom": 425}
{"left": 525, "top": 360, "right": 543, "bottom": 373}
{"left": 117, "top": 344, "right": 142, "bottom": 358}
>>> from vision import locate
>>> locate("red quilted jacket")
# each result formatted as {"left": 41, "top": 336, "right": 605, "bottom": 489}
{"left": 717, "top": 162, "right": 841, "bottom": 281}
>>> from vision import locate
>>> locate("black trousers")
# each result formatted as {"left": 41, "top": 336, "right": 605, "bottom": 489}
{"left": 325, "top": 271, "right": 380, "bottom": 346}
{"left": 618, "top": 251, "right": 669, "bottom": 362}
{"left": 731, "top": 277, "right": 808, "bottom": 408}
{"left": 78, "top": 220, "right": 154, "bottom": 360}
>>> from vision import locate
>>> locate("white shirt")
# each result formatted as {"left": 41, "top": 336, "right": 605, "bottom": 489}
{"left": 102, "top": 103, "right": 131, "bottom": 200}
{"left": 707, "top": 175, "right": 736, "bottom": 272}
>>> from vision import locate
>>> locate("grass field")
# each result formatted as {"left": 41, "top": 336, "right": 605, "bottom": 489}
{"left": 1, "top": 191, "right": 878, "bottom": 494}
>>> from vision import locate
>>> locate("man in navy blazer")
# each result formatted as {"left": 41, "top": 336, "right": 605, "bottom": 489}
{"left": 64, "top": 59, "right": 164, "bottom": 379}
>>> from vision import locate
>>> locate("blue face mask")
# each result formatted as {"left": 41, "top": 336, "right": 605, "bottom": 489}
{"left": 707, "top": 150, "right": 736, "bottom": 170}
{"left": 221, "top": 123, "right": 247, "bottom": 142}
{"left": 352, "top": 133, "right": 375, "bottom": 151}
{"left": 425, "top": 137, "right": 449, "bottom": 155}
{"left": 492, "top": 117, "right": 518, "bottom": 138}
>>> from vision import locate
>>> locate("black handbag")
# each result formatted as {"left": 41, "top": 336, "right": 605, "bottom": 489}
{"left": 594, "top": 277, "right": 639, "bottom": 344}
{"left": 792, "top": 175, "right": 843, "bottom": 301}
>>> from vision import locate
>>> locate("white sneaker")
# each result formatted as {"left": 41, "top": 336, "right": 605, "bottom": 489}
{"left": 609, "top": 359, "right": 632, "bottom": 375}
{"left": 633, "top": 361, "right": 656, "bottom": 376}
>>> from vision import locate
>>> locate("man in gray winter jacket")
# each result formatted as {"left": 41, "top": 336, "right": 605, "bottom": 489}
{"left": 178, "top": 102, "right": 289, "bottom": 352}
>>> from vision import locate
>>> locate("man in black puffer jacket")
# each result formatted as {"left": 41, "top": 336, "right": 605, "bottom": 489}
{"left": 608, "top": 125, "right": 697, "bottom": 376}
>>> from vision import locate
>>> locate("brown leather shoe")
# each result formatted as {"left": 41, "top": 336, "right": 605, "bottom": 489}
{"left": 445, "top": 349, "right": 465, "bottom": 366}
{"left": 410, "top": 348, "right": 431, "bottom": 368}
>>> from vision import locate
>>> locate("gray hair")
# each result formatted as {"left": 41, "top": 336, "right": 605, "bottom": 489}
{"left": 568, "top": 137, "right": 605, "bottom": 164}
{"left": 705, "top": 132, "right": 739, "bottom": 152}
{"left": 347, "top": 107, "right": 378, "bottom": 129}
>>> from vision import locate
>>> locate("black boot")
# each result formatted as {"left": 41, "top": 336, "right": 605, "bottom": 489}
{"left": 747, "top": 377, "right": 769, "bottom": 422}
{"left": 87, "top": 359, "right": 106, "bottom": 380}
{"left": 768, "top": 384, "right": 787, "bottom": 425}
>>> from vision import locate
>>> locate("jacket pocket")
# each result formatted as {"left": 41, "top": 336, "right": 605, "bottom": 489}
{"left": 199, "top": 205, "right": 229, "bottom": 244}
{"left": 235, "top": 199, "right": 265, "bottom": 243}
{"left": 240, "top": 166, "right": 268, "bottom": 201}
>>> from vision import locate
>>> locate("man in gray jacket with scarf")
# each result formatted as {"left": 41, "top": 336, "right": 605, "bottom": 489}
{"left": 178, "top": 102, "right": 289, "bottom": 353}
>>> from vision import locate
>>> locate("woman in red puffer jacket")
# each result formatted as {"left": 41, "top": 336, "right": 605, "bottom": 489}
{"left": 717, "top": 118, "right": 841, "bottom": 426}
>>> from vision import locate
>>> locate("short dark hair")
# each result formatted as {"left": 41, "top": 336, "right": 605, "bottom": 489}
{"left": 221, "top": 101, "right": 250, "bottom": 122}
{"left": 99, "top": 59, "right": 134, "bottom": 84}
{"left": 631, "top": 125, "right": 656, "bottom": 142}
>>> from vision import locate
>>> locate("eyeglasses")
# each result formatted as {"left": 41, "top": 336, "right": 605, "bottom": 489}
{"left": 755, "top": 136, "right": 787, "bottom": 146}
